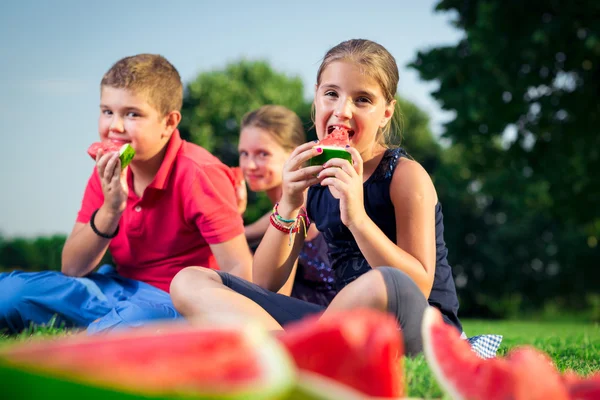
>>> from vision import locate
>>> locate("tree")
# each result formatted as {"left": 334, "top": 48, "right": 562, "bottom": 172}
{"left": 409, "top": 0, "right": 600, "bottom": 317}
{"left": 410, "top": 0, "right": 600, "bottom": 235}
{"left": 180, "top": 60, "right": 312, "bottom": 167}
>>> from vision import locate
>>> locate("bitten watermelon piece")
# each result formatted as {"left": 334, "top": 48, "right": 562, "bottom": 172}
{"left": 230, "top": 166, "right": 244, "bottom": 187}
{"left": 0, "top": 321, "right": 295, "bottom": 400}
{"left": 278, "top": 308, "right": 405, "bottom": 398}
{"left": 421, "top": 306, "right": 569, "bottom": 400}
{"left": 87, "top": 141, "right": 135, "bottom": 169}
{"left": 310, "top": 126, "right": 352, "bottom": 166}
{"left": 319, "top": 126, "right": 350, "bottom": 147}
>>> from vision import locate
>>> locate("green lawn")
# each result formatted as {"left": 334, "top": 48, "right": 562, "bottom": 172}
{"left": 1, "top": 319, "right": 599, "bottom": 399}
{"left": 406, "top": 319, "right": 600, "bottom": 399}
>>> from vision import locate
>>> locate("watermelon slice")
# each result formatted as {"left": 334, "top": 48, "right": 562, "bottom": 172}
{"left": 87, "top": 141, "right": 136, "bottom": 169}
{"left": 562, "top": 370, "right": 600, "bottom": 400}
{"left": 0, "top": 321, "right": 295, "bottom": 400}
{"left": 278, "top": 308, "right": 405, "bottom": 398}
{"left": 310, "top": 126, "right": 352, "bottom": 166}
{"left": 421, "top": 306, "right": 569, "bottom": 400}
{"left": 230, "top": 166, "right": 244, "bottom": 187}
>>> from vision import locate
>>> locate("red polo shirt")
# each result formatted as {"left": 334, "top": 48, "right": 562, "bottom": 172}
{"left": 76, "top": 130, "right": 244, "bottom": 292}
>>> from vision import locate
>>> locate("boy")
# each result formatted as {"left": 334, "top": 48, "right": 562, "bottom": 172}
{"left": 0, "top": 54, "right": 252, "bottom": 334}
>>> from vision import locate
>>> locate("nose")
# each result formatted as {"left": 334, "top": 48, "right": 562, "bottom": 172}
{"left": 334, "top": 97, "right": 353, "bottom": 119}
{"left": 240, "top": 156, "right": 257, "bottom": 171}
{"left": 109, "top": 116, "right": 124, "bottom": 132}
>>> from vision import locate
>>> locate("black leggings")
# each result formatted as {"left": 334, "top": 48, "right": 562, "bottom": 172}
{"left": 216, "top": 267, "right": 428, "bottom": 356}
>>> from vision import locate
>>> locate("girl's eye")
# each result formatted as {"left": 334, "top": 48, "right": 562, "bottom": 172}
{"left": 239, "top": 151, "right": 248, "bottom": 157}
{"left": 355, "top": 97, "right": 372, "bottom": 104}
{"left": 324, "top": 90, "right": 338, "bottom": 97}
{"left": 259, "top": 151, "right": 270, "bottom": 158}
{"left": 102, "top": 109, "right": 112, "bottom": 116}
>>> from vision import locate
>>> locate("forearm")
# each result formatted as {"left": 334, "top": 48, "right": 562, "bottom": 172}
{"left": 61, "top": 206, "right": 121, "bottom": 276}
{"left": 244, "top": 213, "right": 270, "bottom": 243}
{"left": 349, "top": 217, "right": 433, "bottom": 297}
{"left": 252, "top": 203, "right": 305, "bottom": 291}
{"left": 227, "top": 261, "right": 253, "bottom": 282}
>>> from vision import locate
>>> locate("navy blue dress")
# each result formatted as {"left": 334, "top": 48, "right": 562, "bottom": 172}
{"left": 307, "top": 147, "right": 462, "bottom": 331}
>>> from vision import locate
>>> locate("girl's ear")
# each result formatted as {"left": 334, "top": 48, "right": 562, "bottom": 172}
{"left": 380, "top": 99, "right": 396, "bottom": 128}
{"left": 162, "top": 111, "right": 182, "bottom": 138}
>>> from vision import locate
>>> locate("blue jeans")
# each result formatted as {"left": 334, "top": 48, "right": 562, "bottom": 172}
{"left": 0, "top": 265, "right": 182, "bottom": 334}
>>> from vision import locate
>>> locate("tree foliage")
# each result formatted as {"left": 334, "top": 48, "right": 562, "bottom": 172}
{"left": 180, "top": 60, "right": 313, "bottom": 167}
{"left": 410, "top": 0, "right": 600, "bottom": 317}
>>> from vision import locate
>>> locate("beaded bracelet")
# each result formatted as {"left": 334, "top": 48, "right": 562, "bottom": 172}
{"left": 269, "top": 206, "right": 311, "bottom": 246}
{"left": 272, "top": 202, "right": 296, "bottom": 224}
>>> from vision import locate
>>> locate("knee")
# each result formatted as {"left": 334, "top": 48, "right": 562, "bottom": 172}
{"left": 375, "top": 266, "right": 424, "bottom": 304}
{"left": 347, "top": 269, "right": 389, "bottom": 311}
{"left": 0, "top": 273, "right": 36, "bottom": 331}
{"left": 0, "top": 273, "right": 31, "bottom": 314}
{"left": 169, "top": 267, "right": 222, "bottom": 315}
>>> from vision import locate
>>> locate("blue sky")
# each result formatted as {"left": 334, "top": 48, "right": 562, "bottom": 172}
{"left": 0, "top": 0, "right": 462, "bottom": 237}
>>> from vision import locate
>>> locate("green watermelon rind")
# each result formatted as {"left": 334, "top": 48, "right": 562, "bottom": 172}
{"left": 309, "top": 147, "right": 352, "bottom": 166}
{"left": 0, "top": 324, "right": 295, "bottom": 400}
{"left": 287, "top": 371, "right": 408, "bottom": 400}
{"left": 118, "top": 143, "right": 136, "bottom": 169}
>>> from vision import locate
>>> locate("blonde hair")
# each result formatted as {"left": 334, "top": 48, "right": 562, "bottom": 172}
{"left": 241, "top": 105, "right": 306, "bottom": 152}
{"left": 314, "top": 39, "right": 402, "bottom": 146}
{"left": 101, "top": 54, "right": 183, "bottom": 117}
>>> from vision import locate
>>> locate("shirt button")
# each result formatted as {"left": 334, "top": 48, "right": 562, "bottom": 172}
{"left": 134, "top": 206, "right": 142, "bottom": 212}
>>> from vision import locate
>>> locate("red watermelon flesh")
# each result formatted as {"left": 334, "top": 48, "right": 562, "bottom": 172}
{"left": 277, "top": 308, "right": 404, "bottom": 398}
{"left": 508, "top": 347, "right": 569, "bottom": 400}
{"left": 0, "top": 322, "right": 295, "bottom": 399}
{"left": 422, "top": 306, "right": 570, "bottom": 400}
{"left": 87, "top": 141, "right": 123, "bottom": 160}
{"left": 562, "top": 371, "right": 600, "bottom": 400}
{"left": 319, "top": 126, "right": 350, "bottom": 147}
{"left": 230, "top": 167, "right": 244, "bottom": 187}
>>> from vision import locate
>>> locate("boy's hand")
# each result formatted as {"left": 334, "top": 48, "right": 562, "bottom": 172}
{"left": 96, "top": 149, "right": 128, "bottom": 214}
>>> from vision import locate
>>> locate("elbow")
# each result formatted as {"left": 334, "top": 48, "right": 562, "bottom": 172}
{"left": 252, "top": 270, "right": 279, "bottom": 291}
{"left": 60, "top": 251, "right": 84, "bottom": 277}
{"left": 252, "top": 272, "right": 272, "bottom": 290}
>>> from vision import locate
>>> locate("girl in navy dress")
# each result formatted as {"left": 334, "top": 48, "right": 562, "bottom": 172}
{"left": 171, "top": 39, "right": 462, "bottom": 356}
{"left": 236, "top": 105, "right": 336, "bottom": 306}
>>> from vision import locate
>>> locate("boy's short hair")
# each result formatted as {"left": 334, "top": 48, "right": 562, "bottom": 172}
{"left": 101, "top": 54, "right": 183, "bottom": 117}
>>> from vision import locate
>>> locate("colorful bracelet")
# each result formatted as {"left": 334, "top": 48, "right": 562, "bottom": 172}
{"left": 269, "top": 205, "right": 312, "bottom": 246}
{"left": 269, "top": 214, "right": 299, "bottom": 234}
{"left": 272, "top": 203, "right": 296, "bottom": 224}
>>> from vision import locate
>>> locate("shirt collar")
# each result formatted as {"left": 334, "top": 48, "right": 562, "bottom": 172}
{"left": 148, "top": 129, "right": 183, "bottom": 190}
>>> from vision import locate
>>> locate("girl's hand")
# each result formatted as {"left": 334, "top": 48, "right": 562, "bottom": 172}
{"left": 318, "top": 146, "right": 367, "bottom": 228}
{"left": 235, "top": 179, "right": 248, "bottom": 215}
{"left": 96, "top": 149, "right": 128, "bottom": 214}
{"left": 279, "top": 141, "right": 323, "bottom": 211}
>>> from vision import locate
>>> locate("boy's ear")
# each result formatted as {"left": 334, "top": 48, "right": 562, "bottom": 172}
{"left": 162, "top": 111, "right": 182, "bottom": 138}
{"left": 380, "top": 99, "right": 396, "bottom": 128}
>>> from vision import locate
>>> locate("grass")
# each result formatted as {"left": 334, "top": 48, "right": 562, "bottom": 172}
{"left": 406, "top": 319, "right": 600, "bottom": 399}
{"left": 1, "top": 319, "right": 599, "bottom": 399}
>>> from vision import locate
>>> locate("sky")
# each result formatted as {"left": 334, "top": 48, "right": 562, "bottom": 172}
{"left": 0, "top": 0, "right": 462, "bottom": 238}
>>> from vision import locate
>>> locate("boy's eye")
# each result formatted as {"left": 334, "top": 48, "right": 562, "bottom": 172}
{"left": 239, "top": 151, "right": 248, "bottom": 157}
{"left": 102, "top": 109, "right": 112, "bottom": 115}
{"left": 126, "top": 111, "right": 139, "bottom": 117}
